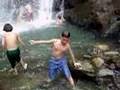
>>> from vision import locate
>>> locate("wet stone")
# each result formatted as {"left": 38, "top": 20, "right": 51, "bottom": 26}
{"left": 92, "top": 57, "right": 104, "bottom": 68}
{"left": 77, "top": 60, "right": 95, "bottom": 73}
{"left": 104, "top": 51, "right": 119, "bottom": 56}
{"left": 97, "top": 69, "right": 114, "bottom": 77}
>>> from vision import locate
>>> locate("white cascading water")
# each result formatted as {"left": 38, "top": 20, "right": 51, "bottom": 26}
{"left": 56, "top": 0, "right": 65, "bottom": 24}
{"left": 0, "top": 0, "right": 54, "bottom": 33}
{"left": 38, "top": 0, "right": 54, "bottom": 22}
{"left": 32, "top": 0, "right": 54, "bottom": 28}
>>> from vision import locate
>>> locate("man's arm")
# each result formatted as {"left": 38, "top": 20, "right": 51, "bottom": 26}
{"left": 2, "top": 37, "right": 6, "bottom": 49}
{"left": 17, "top": 34, "right": 25, "bottom": 46}
{"left": 68, "top": 44, "right": 82, "bottom": 68}
{"left": 29, "top": 39, "right": 57, "bottom": 45}
{"left": 68, "top": 44, "right": 76, "bottom": 64}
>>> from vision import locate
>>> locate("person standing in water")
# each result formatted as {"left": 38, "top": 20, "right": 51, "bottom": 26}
{"left": 30, "top": 31, "right": 81, "bottom": 88}
{"left": 56, "top": 10, "right": 65, "bottom": 26}
{"left": 2, "top": 23, "right": 27, "bottom": 75}
{"left": 24, "top": 4, "right": 33, "bottom": 22}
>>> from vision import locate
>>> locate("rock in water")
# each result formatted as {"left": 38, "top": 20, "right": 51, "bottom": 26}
{"left": 98, "top": 68, "right": 114, "bottom": 77}
{"left": 95, "top": 44, "right": 109, "bottom": 51}
{"left": 79, "top": 61, "right": 95, "bottom": 73}
{"left": 83, "top": 55, "right": 92, "bottom": 59}
{"left": 104, "top": 51, "right": 119, "bottom": 56}
{"left": 92, "top": 57, "right": 104, "bottom": 68}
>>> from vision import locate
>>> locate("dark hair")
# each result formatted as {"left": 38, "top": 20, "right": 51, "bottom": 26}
{"left": 3, "top": 23, "right": 13, "bottom": 32}
{"left": 61, "top": 31, "right": 70, "bottom": 38}
{"left": 58, "top": 15, "right": 61, "bottom": 19}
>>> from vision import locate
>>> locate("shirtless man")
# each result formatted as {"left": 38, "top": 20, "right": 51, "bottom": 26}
{"left": 56, "top": 15, "right": 63, "bottom": 25}
{"left": 2, "top": 23, "right": 27, "bottom": 75}
{"left": 30, "top": 31, "right": 81, "bottom": 88}
{"left": 56, "top": 11, "right": 65, "bottom": 25}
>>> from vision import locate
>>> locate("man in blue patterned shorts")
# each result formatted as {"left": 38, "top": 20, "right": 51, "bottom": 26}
{"left": 30, "top": 31, "right": 81, "bottom": 88}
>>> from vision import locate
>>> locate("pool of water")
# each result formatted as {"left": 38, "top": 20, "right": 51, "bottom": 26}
{"left": 0, "top": 23, "right": 106, "bottom": 90}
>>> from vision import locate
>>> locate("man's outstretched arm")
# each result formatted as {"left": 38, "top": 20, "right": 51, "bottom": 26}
{"left": 68, "top": 45, "right": 76, "bottom": 64}
{"left": 29, "top": 39, "right": 57, "bottom": 45}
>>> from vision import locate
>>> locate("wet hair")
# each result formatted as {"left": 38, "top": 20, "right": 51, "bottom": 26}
{"left": 3, "top": 23, "right": 13, "bottom": 32}
{"left": 61, "top": 31, "right": 70, "bottom": 38}
{"left": 114, "top": 9, "right": 120, "bottom": 16}
{"left": 58, "top": 15, "right": 61, "bottom": 19}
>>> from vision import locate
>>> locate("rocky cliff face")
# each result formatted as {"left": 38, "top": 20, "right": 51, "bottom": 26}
{"left": 53, "top": 0, "right": 118, "bottom": 36}
{"left": 63, "top": 0, "right": 115, "bottom": 33}
{"left": 112, "top": 0, "right": 120, "bottom": 9}
{"left": 64, "top": 0, "right": 92, "bottom": 26}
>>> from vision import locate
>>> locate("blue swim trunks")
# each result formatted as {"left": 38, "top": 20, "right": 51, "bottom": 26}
{"left": 48, "top": 56, "right": 71, "bottom": 80}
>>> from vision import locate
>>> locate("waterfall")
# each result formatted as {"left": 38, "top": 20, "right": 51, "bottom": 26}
{"left": 60, "top": 0, "right": 65, "bottom": 19}
{"left": 60, "top": 0, "right": 64, "bottom": 12}
{"left": 0, "top": 0, "right": 14, "bottom": 22}
{"left": 0, "top": 0, "right": 55, "bottom": 32}
{"left": 38, "top": 0, "right": 54, "bottom": 21}
{"left": 0, "top": 0, "right": 54, "bottom": 25}
{"left": 56, "top": 0, "right": 65, "bottom": 24}
{"left": 56, "top": 0, "right": 64, "bottom": 18}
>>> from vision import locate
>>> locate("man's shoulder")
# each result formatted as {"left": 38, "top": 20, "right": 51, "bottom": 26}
{"left": 52, "top": 38, "right": 60, "bottom": 42}
{"left": 13, "top": 32, "right": 19, "bottom": 36}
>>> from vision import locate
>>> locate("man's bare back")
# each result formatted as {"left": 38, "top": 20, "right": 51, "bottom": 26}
{"left": 2, "top": 23, "right": 27, "bottom": 75}
{"left": 4, "top": 32, "right": 19, "bottom": 49}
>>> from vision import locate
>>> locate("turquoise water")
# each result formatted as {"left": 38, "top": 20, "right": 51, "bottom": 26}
{"left": 0, "top": 23, "right": 105, "bottom": 90}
